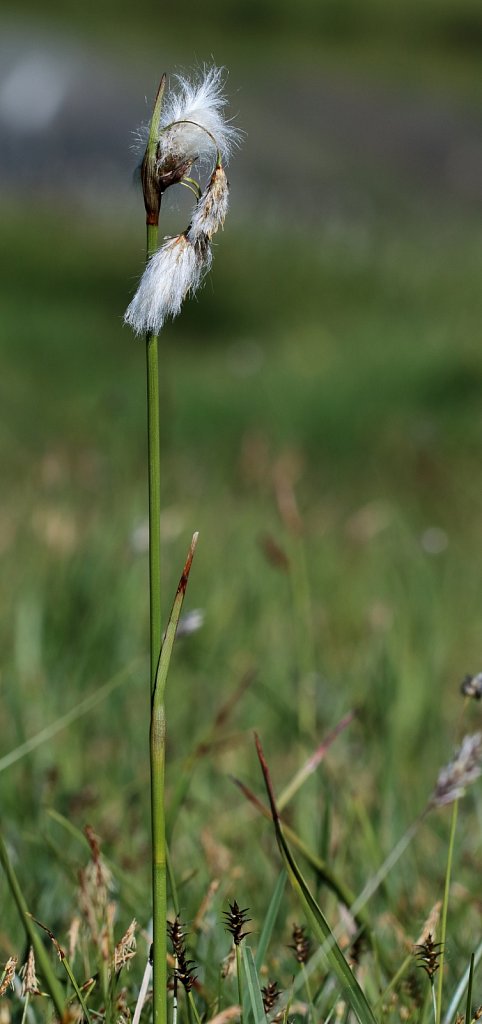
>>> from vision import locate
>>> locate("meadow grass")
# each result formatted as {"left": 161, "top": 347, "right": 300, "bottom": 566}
{"left": 1, "top": 189, "right": 482, "bottom": 1022}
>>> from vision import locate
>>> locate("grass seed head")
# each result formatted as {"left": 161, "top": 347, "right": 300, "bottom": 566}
{"left": 431, "top": 733, "right": 482, "bottom": 808}
{"left": 19, "top": 948, "right": 40, "bottom": 996}
{"left": 0, "top": 958, "right": 17, "bottom": 997}
{"left": 167, "top": 916, "right": 197, "bottom": 992}
{"left": 413, "top": 934, "right": 443, "bottom": 979}
{"left": 223, "top": 900, "right": 251, "bottom": 946}
{"left": 290, "top": 924, "right": 311, "bottom": 965}
{"left": 114, "top": 919, "right": 137, "bottom": 972}
{"left": 261, "top": 980, "right": 282, "bottom": 1015}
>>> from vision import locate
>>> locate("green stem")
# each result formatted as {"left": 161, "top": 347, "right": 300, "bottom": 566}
{"left": 151, "top": 700, "right": 167, "bottom": 1024}
{"left": 0, "top": 835, "right": 65, "bottom": 1017}
{"left": 144, "top": 79, "right": 165, "bottom": 1024}
{"left": 188, "top": 990, "right": 203, "bottom": 1024}
{"left": 146, "top": 323, "right": 162, "bottom": 692}
{"left": 436, "top": 800, "right": 459, "bottom": 1024}
{"left": 236, "top": 945, "right": 244, "bottom": 1024}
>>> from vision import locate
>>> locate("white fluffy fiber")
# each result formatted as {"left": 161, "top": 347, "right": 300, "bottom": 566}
{"left": 157, "top": 66, "right": 241, "bottom": 167}
{"left": 124, "top": 235, "right": 211, "bottom": 336}
{"left": 188, "top": 165, "right": 229, "bottom": 241}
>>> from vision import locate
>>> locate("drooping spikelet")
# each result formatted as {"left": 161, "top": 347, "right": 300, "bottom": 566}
{"left": 188, "top": 165, "right": 229, "bottom": 242}
{"left": 124, "top": 234, "right": 211, "bottom": 336}
{"left": 430, "top": 733, "right": 482, "bottom": 808}
{"left": 167, "top": 916, "right": 197, "bottom": 992}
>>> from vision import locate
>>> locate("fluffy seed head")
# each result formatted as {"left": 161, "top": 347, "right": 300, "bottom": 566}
{"left": 188, "top": 165, "right": 229, "bottom": 242}
{"left": 156, "top": 66, "right": 240, "bottom": 172}
{"left": 431, "top": 732, "right": 482, "bottom": 808}
{"left": 124, "top": 234, "right": 211, "bottom": 336}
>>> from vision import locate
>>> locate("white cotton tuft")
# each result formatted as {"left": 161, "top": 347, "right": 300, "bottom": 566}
{"left": 157, "top": 66, "right": 241, "bottom": 168}
{"left": 124, "top": 234, "right": 211, "bottom": 336}
{"left": 188, "top": 165, "right": 229, "bottom": 241}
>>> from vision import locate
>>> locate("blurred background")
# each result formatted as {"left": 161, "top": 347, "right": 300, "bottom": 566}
{"left": 1, "top": 0, "right": 482, "bottom": 968}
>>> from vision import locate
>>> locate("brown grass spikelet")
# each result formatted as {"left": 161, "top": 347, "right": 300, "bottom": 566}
{"left": 114, "top": 919, "right": 137, "bottom": 972}
{"left": 289, "top": 924, "right": 311, "bottom": 965}
{"left": 413, "top": 933, "right": 443, "bottom": 979}
{"left": 261, "top": 980, "right": 282, "bottom": 1015}
{"left": 19, "top": 948, "right": 40, "bottom": 996}
{"left": 167, "top": 915, "right": 197, "bottom": 992}
{"left": 223, "top": 901, "right": 250, "bottom": 947}
{"left": 0, "top": 958, "right": 17, "bottom": 997}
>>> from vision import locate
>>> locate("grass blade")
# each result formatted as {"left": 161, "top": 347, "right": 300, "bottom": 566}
{"left": 242, "top": 945, "right": 268, "bottom": 1024}
{"left": 255, "top": 869, "right": 287, "bottom": 970}
{"left": 0, "top": 834, "right": 66, "bottom": 1017}
{"left": 254, "top": 734, "right": 378, "bottom": 1024}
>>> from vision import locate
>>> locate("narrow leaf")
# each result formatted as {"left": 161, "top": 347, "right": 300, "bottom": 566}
{"left": 242, "top": 945, "right": 267, "bottom": 1024}
{"left": 255, "top": 734, "right": 378, "bottom": 1024}
{"left": 153, "top": 532, "right": 198, "bottom": 710}
{"left": 255, "top": 870, "right": 287, "bottom": 970}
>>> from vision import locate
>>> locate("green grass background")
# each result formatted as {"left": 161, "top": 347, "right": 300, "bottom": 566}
{"left": 1, "top": 0, "right": 482, "bottom": 1004}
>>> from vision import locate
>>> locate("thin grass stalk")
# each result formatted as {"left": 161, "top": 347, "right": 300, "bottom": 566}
{"left": 19, "top": 992, "right": 30, "bottom": 1024}
{"left": 0, "top": 836, "right": 65, "bottom": 1016}
{"left": 465, "top": 953, "right": 475, "bottom": 1024}
{"left": 142, "top": 76, "right": 167, "bottom": 1024}
{"left": 236, "top": 945, "right": 244, "bottom": 1024}
{"left": 150, "top": 534, "right": 198, "bottom": 1024}
{"left": 188, "top": 991, "right": 203, "bottom": 1024}
{"left": 436, "top": 799, "right": 459, "bottom": 1024}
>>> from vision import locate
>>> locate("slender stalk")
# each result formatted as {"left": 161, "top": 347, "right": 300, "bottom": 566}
{"left": 188, "top": 991, "right": 203, "bottom": 1024}
{"left": 142, "top": 76, "right": 166, "bottom": 1024}
{"left": 151, "top": 700, "right": 167, "bottom": 1024}
{"left": 150, "top": 534, "right": 198, "bottom": 1024}
{"left": 147, "top": 323, "right": 162, "bottom": 693}
{"left": 236, "top": 945, "right": 244, "bottom": 1024}
{"left": 436, "top": 800, "right": 459, "bottom": 1024}
{"left": 431, "top": 980, "right": 438, "bottom": 1024}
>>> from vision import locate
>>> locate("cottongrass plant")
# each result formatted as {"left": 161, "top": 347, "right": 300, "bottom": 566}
{"left": 124, "top": 66, "right": 239, "bottom": 1024}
